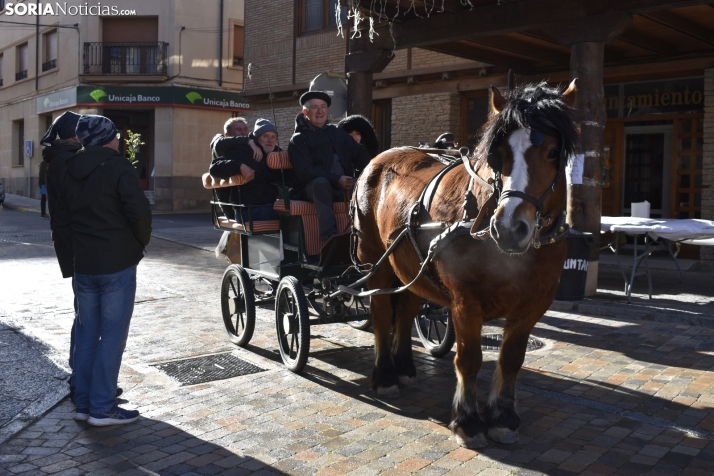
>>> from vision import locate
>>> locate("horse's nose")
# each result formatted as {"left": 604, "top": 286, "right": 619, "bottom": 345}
{"left": 492, "top": 216, "right": 532, "bottom": 253}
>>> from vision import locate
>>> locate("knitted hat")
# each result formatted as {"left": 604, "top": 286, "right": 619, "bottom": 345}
{"left": 40, "top": 111, "right": 81, "bottom": 146}
{"left": 253, "top": 118, "right": 277, "bottom": 139}
{"left": 75, "top": 115, "right": 119, "bottom": 147}
{"left": 299, "top": 90, "right": 331, "bottom": 107}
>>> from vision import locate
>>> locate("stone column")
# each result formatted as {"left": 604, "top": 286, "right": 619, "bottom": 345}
{"left": 551, "top": 13, "right": 632, "bottom": 295}
{"left": 345, "top": 50, "right": 393, "bottom": 118}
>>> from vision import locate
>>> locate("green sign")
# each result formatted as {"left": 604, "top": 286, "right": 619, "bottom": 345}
{"left": 76, "top": 86, "right": 250, "bottom": 111}
{"left": 36, "top": 87, "right": 77, "bottom": 114}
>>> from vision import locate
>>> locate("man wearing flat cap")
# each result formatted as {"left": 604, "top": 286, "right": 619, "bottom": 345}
{"left": 288, "top": 90, "right": 370, "bottom": 243}
{"left": 55, "top": 114, "right": 151, "bottom": 427}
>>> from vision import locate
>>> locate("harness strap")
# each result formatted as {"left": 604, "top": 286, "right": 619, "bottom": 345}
{"left": 461, "top": 153, "right": 494, "bottom": 194}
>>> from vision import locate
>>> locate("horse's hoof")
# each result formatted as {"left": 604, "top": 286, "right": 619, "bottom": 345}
{"left": 376, "top": 384, "right": 400, "bottom": 399}
{"left": 398, "top": 375, "right": 417, "bottom": 387}
{"left": 488, "top": 427, "right": 519, "bottom": 444}
{"left": 454, "top": 428, "right": 488, "bottom": 449}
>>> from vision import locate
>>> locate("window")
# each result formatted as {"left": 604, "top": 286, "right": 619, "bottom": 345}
{"left": 231, "top": 22, "right": 244, "bottom": 67}
{"left": 0, "top": 1, "right": 5, "bottom": 12}
{"left": 42, "top": 29, "right": 57, "bottom": 71}
{"left": 13, "top": 120, "right": 25, "bottom": 166}
{"left": 301, "top": 0, "right": 347, "bottom": 33}
{"left": 0, "top": 53, "right": 4, "bottom": 87}
{"left": 16, "top": 42, "right": 28, "bottom": 81}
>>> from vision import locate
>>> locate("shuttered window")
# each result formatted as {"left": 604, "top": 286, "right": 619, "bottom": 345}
{"left": 0, "top": 54, "right": 4, "bottom": 86}
{"left": 17, "top": 43, "right": 28, "bottom": 73}
{"left": 301, "top": 0, "right": 346, "bottom": 33}
{"left": 45, "top": 30, "right": 57, "bottom": 62}
{"left": 232, "top": 24, "right": 244, "bottom": 67}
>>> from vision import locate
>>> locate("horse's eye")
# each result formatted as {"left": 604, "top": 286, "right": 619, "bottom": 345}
{"left": 547, "top": 149, "right": 560, "bottom": 161}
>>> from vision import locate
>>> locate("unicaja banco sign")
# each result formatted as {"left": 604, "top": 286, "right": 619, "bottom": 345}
{"left": 75, "top": 86, "right": 250, "bottom": 112}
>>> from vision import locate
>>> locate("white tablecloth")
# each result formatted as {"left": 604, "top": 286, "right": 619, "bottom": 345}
{"left": 600, "top": 217, "right": 714, "bottom": 243}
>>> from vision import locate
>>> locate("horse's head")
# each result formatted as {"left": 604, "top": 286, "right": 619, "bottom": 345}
{"left": 478, "top": 80, "right": 579, "bottom": 254}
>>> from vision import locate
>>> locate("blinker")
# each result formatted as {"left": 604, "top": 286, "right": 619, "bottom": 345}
{"left": 530, "top": 129, "right": 544, "bottom": 147}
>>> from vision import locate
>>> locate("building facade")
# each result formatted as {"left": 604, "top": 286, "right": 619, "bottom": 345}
{"left": 242, "top": 0, "right": 714, "bottom": 269}
{"left": 0, "top": 0, "right": 248, "bottom": 211}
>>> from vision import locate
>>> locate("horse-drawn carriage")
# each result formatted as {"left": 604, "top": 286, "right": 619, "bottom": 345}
{"left": 203, "top": 80, "right": 579, "bottom": 448}
{"left": 202, "top": 151, "right": 454, "bottom": 373}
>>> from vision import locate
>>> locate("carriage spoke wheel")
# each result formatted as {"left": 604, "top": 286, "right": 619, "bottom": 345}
{"left": 345, "top": 291, "right": 371, "bottom": 330}
{"left": 414, "top": 300, "right": 455, "bottom": 358}
{"left": 221, "top": 265, "right": 256, "bottom": 347}
{"left": 275, "top": 276, "right": 310, "bottom": 373}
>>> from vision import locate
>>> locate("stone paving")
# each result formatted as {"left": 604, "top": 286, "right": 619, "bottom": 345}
{"left": 1, "top": 206, "right": 714, "bottom": 475}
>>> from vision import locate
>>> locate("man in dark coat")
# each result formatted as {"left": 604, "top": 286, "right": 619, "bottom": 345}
{"left": 210, "top": 118, "right": 281, "bottom": 221}
{"left": 209, "top": 117, "right": 261, "bottom": 219}
{"left": 288, "top": 91, "right": 370, "bottom": 242}
{"left": 56, "top": 114, "right": 151, "bottom": 426}
{"left": 41, "top": 111, "right": 83, "bottom": 398}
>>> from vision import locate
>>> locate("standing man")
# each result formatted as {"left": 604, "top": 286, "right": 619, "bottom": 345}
{"left": 288, "top": 91, "right": 370, "bottom": 242}
{"left": 56, "top": 115, "right": 151, "bottom": 426}
{"left": 41, "top": 111, "right": 83, "bottom": 399}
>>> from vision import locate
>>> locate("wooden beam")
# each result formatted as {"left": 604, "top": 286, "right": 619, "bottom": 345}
{"left": 425, "top": 41, "right": 542, "bottom": 70}
{"left": 351, "top": 0, "right": 710, "bottom": 52}
{"left": 641, "top": 10, "right": 714, "bottom": 47}
{"left": 617, "top": 30, "right": 678, "bottom": 56}
{"left": 471, "top": 36, "right": 570, "bottom": 65}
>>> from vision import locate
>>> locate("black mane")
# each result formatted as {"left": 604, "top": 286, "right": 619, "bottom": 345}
{"left": 475, "top": 82, "right": 579, "bottom": 166}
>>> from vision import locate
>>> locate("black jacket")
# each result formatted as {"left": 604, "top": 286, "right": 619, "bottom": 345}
{"left": 209, "top": 134, "right": 281, "bottom": 206}
{"left": 288, "top": 113, "right": 371, "bottom": 199}
{"left": 43, "top": 139, "right": 82, "bottom": 278}
{"left": 56, "top": 146, "right": 152, "bottom": 275}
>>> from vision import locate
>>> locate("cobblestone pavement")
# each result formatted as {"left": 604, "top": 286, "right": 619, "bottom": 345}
{"left": 1, "top": 207, "right": 714, "bottom": 475}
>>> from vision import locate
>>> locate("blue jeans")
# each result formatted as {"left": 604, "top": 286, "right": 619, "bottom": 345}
{"left": 73, "top": 266, "right": 136, "bottom": 414}
{"left": 237, "top": 203, "right": 278, "bottom": 222}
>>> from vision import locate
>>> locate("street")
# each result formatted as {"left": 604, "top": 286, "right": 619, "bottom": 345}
{"left": 1, "top": 204, "right": 714, "bottom": 475}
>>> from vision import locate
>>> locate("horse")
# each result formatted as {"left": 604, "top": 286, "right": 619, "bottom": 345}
{"left": 352, "top": 80, "right": 579, "bottom": 448}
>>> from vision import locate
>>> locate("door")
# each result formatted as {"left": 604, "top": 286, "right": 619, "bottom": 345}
{"left": 622, "top": 125, "right": 672, "bottom": 218}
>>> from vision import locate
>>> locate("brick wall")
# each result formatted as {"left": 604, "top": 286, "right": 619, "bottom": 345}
{"left": 244, "top": 1, "right": 294, "bottom": 87}
{"left": 295, "top": 31, "right": 346, "bottom": 84}
{"left": 391, "top": 92, "right": 461, "bottom": 148}
{"left": 702, "top": 68, "right": 713, "bottom": 269}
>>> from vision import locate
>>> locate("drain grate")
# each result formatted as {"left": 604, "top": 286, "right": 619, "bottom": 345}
{"left": 481, "top": 334, "right": 545, "bottom": 352}
{"left": 152, "top": 353, "right": 266, "bottom": 386}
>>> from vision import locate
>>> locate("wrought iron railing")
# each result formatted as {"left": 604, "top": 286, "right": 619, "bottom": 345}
{"left": 83, "top": 42, "right": 168, "bottom": 75}
{"left": 15, "top": 70, "right": 28, "bottom": 81}
{"left": 42, "top": 59, "right": 56, "bottom": 72}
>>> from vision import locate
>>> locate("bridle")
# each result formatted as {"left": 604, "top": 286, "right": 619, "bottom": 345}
{"left": 464, "top": 124, "right": 570, "bottom": 248}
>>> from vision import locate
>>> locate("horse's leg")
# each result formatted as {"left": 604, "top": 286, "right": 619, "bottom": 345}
{"left": 481, "top": 318, "right": 537, "bottom": 444}
{"left": 449, "top": 303, "right": 488, "bottom": 448}
{"left": 392, "top": 290, "right": 421, "bottom": 387}
{"left": 369, "top": 269, "right": 401, "bottom": 399}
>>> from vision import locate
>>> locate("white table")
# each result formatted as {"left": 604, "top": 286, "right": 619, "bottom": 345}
{"left": 600, "top": 217, "right": 714, "bottom": 303}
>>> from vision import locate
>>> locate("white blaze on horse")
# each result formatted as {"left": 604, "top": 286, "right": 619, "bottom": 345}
{"left": 352, "top": 80, "right": 579, "bottom": 448}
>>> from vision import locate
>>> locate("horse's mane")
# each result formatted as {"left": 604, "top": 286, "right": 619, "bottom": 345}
{"left": 474, "top": 81, "right": 579, "bottom": 166}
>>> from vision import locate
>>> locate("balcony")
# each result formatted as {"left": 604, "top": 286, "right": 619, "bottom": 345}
{"left": 42, "top": 59, "right": 56, "bottom": 72}
{"left": 15, "top": 70, "right": 28, "bottom": 81}
{"left": 82, "top": 42, "right": 168, "bottom": 81}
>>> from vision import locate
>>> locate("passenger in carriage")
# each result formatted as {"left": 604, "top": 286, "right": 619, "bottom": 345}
{"left": 288, "top": 91, "right": 371, "bottom": 242}
{"left": 210, "top": 118, "right": 281, "bottom": 222}
{"left": 337, "top": 114, "right": 380, "bottom": 159}
{"left": 208, "top": 117, "right": 260, "bottom": 220}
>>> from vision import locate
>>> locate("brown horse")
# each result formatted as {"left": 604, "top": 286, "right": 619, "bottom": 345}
{"left": 352, "top": 80, "right": 579, "bottom": 448}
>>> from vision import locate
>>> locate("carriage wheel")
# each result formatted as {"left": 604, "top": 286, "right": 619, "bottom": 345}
{"left": 221, "top": 265, "right": 256, "bottom": 347}
{"left": 414, "top": 300, "right": 455, "bottom": 358}
{"left": 275, "top": 276, "right": 310, "bottom": 373}
{"left": 345, "top": 291, "right": 372, "bottom": 330}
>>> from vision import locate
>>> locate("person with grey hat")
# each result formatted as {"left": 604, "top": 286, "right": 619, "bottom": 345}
{"left": 210, "top": 118, "right": 282, "bottom": 222}
{"left": 288, "top": 90, "right": 371, "bottom": 243}
{"left": 55, "top": 114, "right": 151, "bottom": 427}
